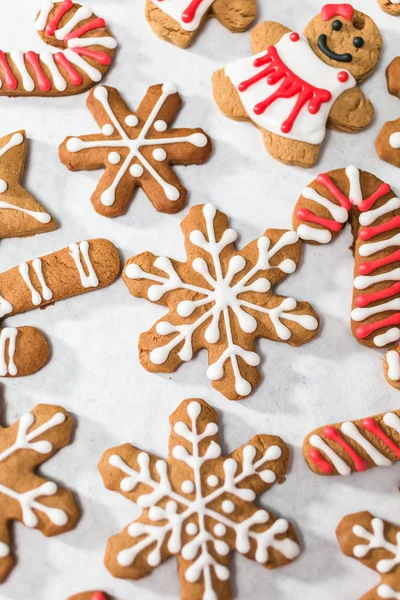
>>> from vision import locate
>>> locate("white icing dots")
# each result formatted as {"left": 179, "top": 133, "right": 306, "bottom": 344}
{"left": 102, "top": 124, "right": 114, "bottom": 136}
{"left": 152, "top": 148, "right": 167, "bottom": 161}
{"left": 130, "top": 164, "right": 144, "bottom": 177}
{"left": 185, "top": 522, "right": 198, "bottom": 536}
{"left": 125, "top": 114, "right": 139, "bottom": 127}
{"left": 0, "top": 180, "right": 7, "bottom": 194}
{"left": 181, "top": 480, "right": 194, "bottom": 494}
{"left": 207, "top": 475, "right": 219, "bottom": 487}
{"left": 108, "top": 152, "right": 121, "bottom": 165}
{"left": 154, "top": 120, "right": 167, "bottom": 132}
{"left": 0, "top": 541, "right": 9, "bottom": 557}
{"left": 221, "top": 500, "right": 235, "bottom": 514}
{"left": 214, "top": 524, "right": 226, "bottom": 537}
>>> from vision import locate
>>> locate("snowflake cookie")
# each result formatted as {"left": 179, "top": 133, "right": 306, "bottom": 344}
{"left": 123, "top": 202, "right": 319, "bottom": 400}
{"left": 337, "top": 511, "right": 400, "bottom": 599}
{"left": 99, "top": 398, "right": 300, "bottom": 599}
{"left": 59, "top": 83, "right": 212, "bottom": 217}
{"left": 0, "top": 403, "right": 79, "bottom": 582}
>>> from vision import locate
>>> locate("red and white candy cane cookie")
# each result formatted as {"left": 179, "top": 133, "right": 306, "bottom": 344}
{"left": 0, "top": 0, "right": 116, "bottom": 96}
{"left": 292, "top": 166, "right": 400, "bottom": 388}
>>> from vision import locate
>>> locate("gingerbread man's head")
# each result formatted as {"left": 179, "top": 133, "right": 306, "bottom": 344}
{"left": 304, "top": 3, "right": 382, "bottom": 80}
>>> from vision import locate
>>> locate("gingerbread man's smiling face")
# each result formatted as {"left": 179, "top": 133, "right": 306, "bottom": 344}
{"left": 304, "top": 3, "right": 382, "bottom": 80}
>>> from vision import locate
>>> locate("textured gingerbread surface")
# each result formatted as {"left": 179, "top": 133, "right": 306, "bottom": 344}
{"left": 376, "top": 117, "right": 400, "bottom": 168}
{"left": 387, "top": 58, "right": 400, "bottom": 98}
{"left": 99, "top": 397, "right": 300, "bottom": 599}
{"left": 67, "top": 593, "right": 108, "bottom": 600}
{"left": 378, "top": 0, "right": 400, "bottom": 16}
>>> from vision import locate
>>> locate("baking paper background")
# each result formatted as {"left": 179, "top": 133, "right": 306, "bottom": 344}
{"left": 0, "top": 0, "right": 399, "bottom": 598}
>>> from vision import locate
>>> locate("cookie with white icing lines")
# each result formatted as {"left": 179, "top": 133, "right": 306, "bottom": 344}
{"left": 337, "top": 511, "right": 400, "bottom": 600}
{"left": 213, "top": 3, "right": 381, "bottom": 167}
{"left": 123, "top": 203, "right": 319, "bottom": 400}
{"left": 303, "top": 409, "right": 400, "bottom": 477}
{"left": 376, "top": 117, "right": 400, "bottom": 169}
{"left": 146, "top": 0, "right": 256, "bottom": 49}
{"left": 0, "top": 0, "right": 116, "bottom": 97}
{"left": 59, "top": 83, "right": 212, "bottom": 217}
{"left": 0, "top": 402, "right": 79, "bottom": 583}
{"left": 99, "top": 398, "right": 300, "bottom": 599}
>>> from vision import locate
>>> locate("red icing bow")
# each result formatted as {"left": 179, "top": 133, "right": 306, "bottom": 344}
{"left": 321, "top": 3, "right": 354, "bottom": 21}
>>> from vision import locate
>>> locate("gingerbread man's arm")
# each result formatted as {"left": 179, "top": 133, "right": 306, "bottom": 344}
{"left": 328, "top": 88, "right": 374, "bottom": 133}
{"left": 250, "top": 22, "right": 291, "bottom": 53}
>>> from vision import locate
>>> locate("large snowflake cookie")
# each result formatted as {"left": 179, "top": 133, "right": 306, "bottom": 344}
{"left": 146, "top": 0, "right": 256, "bottom": 49}
{"left": 337, "top": 511, "right": 400, "bottom": 600}
{"left": 292, "top": 166, "right": 400, "bottom": 389}
{"left": 0, "top": 0, "right": 116, "bottom": 97}
{"left": 213, "top": 3, "right": 382, "bottom": 167}
{"left": 99, "top": 398, "right": 300, "bottom": 599}
{"left": 123, "top": 203, "right": 319, "bottom": 400}
{"left": 0, "top": 403, "right": 79, "bottom": 582}
{"left": 59, "top": 83, "right": 212, "bottom": 218}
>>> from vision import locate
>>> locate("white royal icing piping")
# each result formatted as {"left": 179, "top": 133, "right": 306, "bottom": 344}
{"left": 353, "top": 518, "right": 400, "bottom": 573}
{"left": 340, "top": 421, "right": 391, "bottom": 467}
{"left": 375, "top": 328, "right": 400, "bottom": 348}
{"left": 68, "top": 240, "right": 99, "bottom": 288}
{"left": 39, "top": 51, "right": 67, "bottom": 92}
{"left": 390, "top": 133, "right": 400, "bottom": 148}
{"left": 0, "top": 200, "right": 51, "bottom": 224}
{"left": 18, "top": 259, "right": 53, "bottom": 306}
{"left": 35, "top": 0, "right": 55, "bottom": 30}
{"left": 386, "top": 350, "right": 400, "bottom": 381}
{"left": 297, "top": 223, "right": 332, "bottom": 244}
{"left": 359, "top": 197, "right": 400, "bottom": 227}
{"left": 10, "top": 50, "right": 35, "bottom": 92}
{"left": 0, "top": 327, "right": 18, "bottom": 376}
{"left": 67, "top": 36, "right": 117, "bottom": 49}
{"left": 378, "top": 585, "right": 400, "bottom": 600}
{"left": 309, "top": 434, "right": 351, "bottom": 476}
{"left": 383, "top": 412, "right": 400, "bottom": 433}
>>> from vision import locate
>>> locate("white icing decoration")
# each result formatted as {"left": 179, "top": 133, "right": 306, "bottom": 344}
{"left": 309, "top": 434, "right": 351, "bottom": 476}
{"left": 207, "top": 475, "right": 218, "bottom": 487}
{"left": 302, "top": 186, "right": 348, "bottom": 223}
{"left": 102, "top": 124, "right": 114, "bottom": 136}
{"left": 0, "top": 200, "right": 51, "bottom": 223}
{"left": 378, "top": 584, "right": 400, "bottom": 599}
{"left": 108, "top": 400, "right": 299, "bottom": 596}
{"left": 354, "top": 269, "right": 400, "bottom": 290}
{"left": 346, "top": 165, "right": 363, "bottom": 206}
{"left": 55, "top": 6, "right": 93, "bottom": 40}
{"left": 0, "top": 327, "right": 18, "bottom": 376}
{"left": 181, "top": 480, "right": 194, "bottom": 494}
{"left": 10, "top": 50, "right": 34, "bottom": 92}
{"left": 154, "top": 120, "right": 167, "bottom": 132}
{"left": 0, "top": 541, "right": 9, "bottom": 557}
{"left": 375, "top": 329, "right": 400, "bottom": 348}
{"left": 130, "top": 164, "right": 143, "bottom": 177}
{"left": 64, "top": 48, "right": 102, "bottom": 82}
{"left": 359, "top": 197, "right": 400, "bottom": 227}
{"left": 68, "top": 240, "right": 99, "bottom": 288}
{"left": 39, "top": 51, "right": 67, "bottom": 92}
{"left": 351, "top": 299, "right": 400, "bottom": 322}
{"left": 390, "top": 133, "right": 400, "bottom": 149}
{"left": 125, "top": 204, "right": 318, "bottom": 396}
{"left": 0, "top": 180, "right": 7, "bottom": 193}
{"left": 0, "top": 295, "right": 13, "bottom": 318}
{"left": 35, "top": 0, "right": 54, "bottom": 30}
{"left": 150, "top": 0, "right": 215, "bottom": 31}
{"left": 221, "top": 500, "right": 234, "bottom": 513}
{"left": 383, "top": 412, "right": 400, "bottom": 433}
{"left": 0, "top": 410, "right": 68, "bottom": 528}
{"left": 353, "top": 518, "right": 400, "bottom": 573}
{"left": 125, "top": 114, "right": 139, "bottom": 127}
{"left": 225, "top": 33, "right": 355, "bottom": 145}
{"left": 66, "top": 83, "right": 208, "bottom": 205}
{"left": 19, "top": 259, "right": 53, "bottom": 306}
{"left": 108, "top": 151, "right": 121, "bottom": 165}
{"left": 359, "top": 233, "right": 400, "bottom": 257}
{"left": 67, "top": 36, "right": 117, "bottom": 49}
{"left": 153, "top": 148, "right": 167, "bottom": 161}
{"left": 297, "top": 223, "right": 332, "bottom": 244}
{"left": 340, "top": 422, "right": 391, "bottom": 467}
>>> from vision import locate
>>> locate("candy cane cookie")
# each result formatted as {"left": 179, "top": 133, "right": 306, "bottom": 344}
{"left": 0, "top": 0, "right": 116, "bottom": 97}
{"left": 303, "top": 409, "right": 400, "bottom": 476}
{"left": 292, "top": 167, "right": 400, "bottom": 388}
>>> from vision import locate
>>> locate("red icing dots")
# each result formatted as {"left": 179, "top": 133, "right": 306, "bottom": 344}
{"left": 321, "top": 3, "right": 354, "bottom": 22}
{"left": 337, "top": 71, "right": 349, "bottom": 83}
{"left": 290, "top": 32, "right": 300, "bottom": 42}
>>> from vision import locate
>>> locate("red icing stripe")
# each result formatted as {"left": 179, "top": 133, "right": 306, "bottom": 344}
{"left": 46, "top": 0, "right": 73, "bottom": 36}
{"left": 0, "top": 51, "right": 17, "bottom": 90}
{"left": 316, "top": 173, "right": 352, "bottom": 211}
{"left": 25, "top": 51, "right": 51, "bottom": 92}
{"left": 358, "top": 183, "right": 391, "bottom": 213}
{"left": 54, "top": 52, "right": 82, "bottom": 85}
{"left": 355, "top": 313, "right": 400, "bottom": 339}
{"left": 323, "top": 426, "right": 368, "bottom": 471}
{"left": 359, "top": 216, "right": 400, "bottom": 241}
{"left": 297, "top": 208, "right": 342, "bottom": 232}
{"left": 356, "top": 282, "right": 400, "bottom": 308}
{"left": 90, "top": 593, "right": 107, "bottom": 600}
{"left": 182, "top": 0, "right": 205, "bottom": 23}
{"left": 309, "top": 448, "right": 334, "bottom": 474}
{"left": 359, "top": 249, "right": 400, "bottom": 275}
{"left": 64, "top": 17, "right": 106, "bottom": 42}
{"left": 73, "top": 47, "right": 111, "bottom": 66}
{"left": 362, "top": 418, "right": 400, "bottom": 458}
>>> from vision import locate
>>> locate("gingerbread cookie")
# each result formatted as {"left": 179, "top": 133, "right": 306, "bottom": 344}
{"left": 0, "top": 403, "right": 79, "bottom": 582}
{"left": 146, "top": 0, "right": 256, "bottom": 49}
{"left": 123, "top": 203, "right": 319, "bottom": 400}
{"left": 0, "top": 130, "right": 56, "bottom": 239}
{"left": 387, "top": 58, "right": 400, "bottom": 98}
{"left": 99, "top": 398, "right": 300, "bottom": 598}
{"left": 0, "top": 0, "right": 116, "bottom": 97}
{"left": 292, "top": 166, "right": 400, "bottom": 387}
{"left": 376, "top": 118, "right": 400, "bottom": 168}
{"left": 59, "top": 83, "right": 212, "bottom": 217}
{"left": 384, "top": 344, "right": 400, "bottom": 390}
{"left": 213, "top": 4, "right": 381, "bottom": 167}
{"left": 67, "top": 593, "right": 108, "bottom": 600}
{"left": 337, "top": 511, "right": 400, "bottom": 600}
{"left": 0, "top": 238, "right": 120, "bottom": 377}
{"left": 303, "top": 409, "right": 400, "bottom": 476}
{"left": 378, "top": 0, "right": 400, "bottom": 16}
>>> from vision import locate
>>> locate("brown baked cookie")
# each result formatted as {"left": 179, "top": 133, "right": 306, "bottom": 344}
{"left": 0, "top": 403, "right": 80, "bottom": 583}
{"left": 59, "top": 83, "right": 212, "bottom": 217}
{"left": 387, "top": 58, "right": 400, "bottom": 98}
{"left": 123, "top": 203, "right": 319, "bottom": 400}
{"left": 376, "top": 117, "right": 400, "bottom": 168}
{"left": 67, "top": 593, "right": 109, "bottom": 600}
{"left": 0, "top": 0, "right": 116, "bottom": 97}
{"left": 337, "top": 511, "right": 400, "bottom": 600}
{"left": 0, "top": 326, "right": 49, "bottom": 377}
{"left": 99, "top": 397, "right": 300, "bottom": 599}
{"left": 378, "top": 0, "right": 400, "bottom": 16}
{"left": 303, "top": 409, "right": 400, "bottom": 477}
{"left": 383, "top": 343, "right": 400, "bottom": 390}
{"left": 213, "top": 4, "right": 381, "bottom": 167}
{"left": 0, "top": 130, "right": 56, "bottom": 239}
{"left": 146, "top": 0, "right": 256, "bottom": 49}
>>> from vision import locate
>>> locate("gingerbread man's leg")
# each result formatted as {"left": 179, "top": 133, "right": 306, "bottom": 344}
{"left": 262, "top": 132, "right": 320, "bottom": 168}
{"left": 328, "top": 88, "right": 374, "bottom": 133}
{"left": 211, "top": 0, "right": 256, "bottom": 33}
{"left": 145, "top": 0, "right": 196, "bottom": 49}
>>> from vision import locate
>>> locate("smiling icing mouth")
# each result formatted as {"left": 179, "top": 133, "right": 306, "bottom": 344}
{"left": 318, "top": 34, "right": 353, "bottom": 62}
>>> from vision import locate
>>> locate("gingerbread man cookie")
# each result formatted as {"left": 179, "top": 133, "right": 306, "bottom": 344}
{"left": 213, "top": 3, "right": 381, "bottom": 167}
{"left": 123, "top": 203, "right": 319, "bottom": 400}
{"left": 0, "top": 0, "right": 116, "bottom": 97}
{"left": 59, "top": 83, "right": 212, "bottom": 217}
{"left": 99, "top": 398, "right": 300, "bottom": 599}
{"left": 337, "top": 512, "right": 400, "bottom": 600}
{"left": 303, "top": 409, "right": 400, "bottom": 476}
{"left": 146, "top": 0, "right": 256, "bottom": 49}
{"left": 0, "top": 402, "right": 79, "bottom": 582}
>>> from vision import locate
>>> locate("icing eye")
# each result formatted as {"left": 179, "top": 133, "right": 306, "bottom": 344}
{"left": 332, "top": 19, "right": 342, "bottom": 31}
{"left": 353, "top": 36, "right": 364, "bottom": 48}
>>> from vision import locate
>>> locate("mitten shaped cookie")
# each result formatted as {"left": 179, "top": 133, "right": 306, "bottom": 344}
{"left": 0, "top": 0, "right": 116, "bottom": 97}
{"left": 146, "top": 0, "right": 256, "bottom": 49}
{"left": 213, "top": 3, "right": 381, "bottom": 167}
{"left": 337, "top": 512, "right": 400, "bottom": 600}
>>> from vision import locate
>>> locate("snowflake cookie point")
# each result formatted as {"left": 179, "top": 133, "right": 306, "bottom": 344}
{"left": 99, "top": 397, "right": 300, "bottom": 597}
{"left": 123, "top": 204, "right": 319, "bottom": 400}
